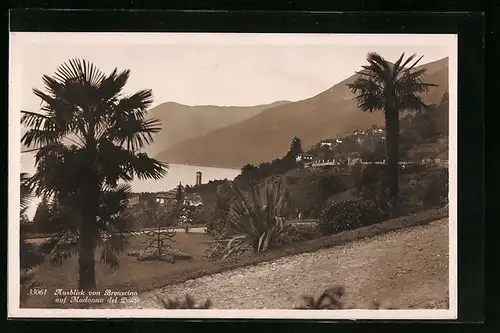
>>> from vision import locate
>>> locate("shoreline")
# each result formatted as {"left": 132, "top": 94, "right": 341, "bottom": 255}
{"left": 158, "top": 161, "right": 242, "bottom": 172}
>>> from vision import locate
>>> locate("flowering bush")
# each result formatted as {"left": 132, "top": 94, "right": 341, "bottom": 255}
{"left": 127, "top": 247, "right": 192, "bottom": 262}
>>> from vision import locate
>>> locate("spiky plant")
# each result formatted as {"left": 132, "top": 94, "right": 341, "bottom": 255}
{"left": 296, "top": 285, "right": 346, "bottom": 309}
{"left": 221, "top": 180, "right": 296, "bottom": 258}
{"left": 157, "top": 294, "right": 212, "bottom": 309}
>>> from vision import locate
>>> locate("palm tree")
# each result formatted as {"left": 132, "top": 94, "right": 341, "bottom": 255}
{"left": 20, "top": 172, "right": 32, "bottom": 217}
{"left": 21, "top": 59, "right": 168, "bottom": 289}
{"left": 347, "top": 53, "right": 437, "bottom": 210}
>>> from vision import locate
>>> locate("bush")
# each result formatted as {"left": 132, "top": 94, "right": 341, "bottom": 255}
{"left": 400, "top": 168, "right": 448, "bottom": 214}
{"left": 291, "top": 223, "right": 322, "bottom": 242}
{"left": 288, "top": 169, "right": 347, "bottom": 219}
{"left": 127, "top": 248, "right": 192, "bottom": 262}
{"left": 318, "top": 199, "right": 382, "bottom": 235}
{"left": 20, "top": 236, "right": 44, "bottom": 271}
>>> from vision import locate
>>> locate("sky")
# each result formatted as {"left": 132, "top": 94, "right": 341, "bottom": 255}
{"left": 10, "top": 33, "right": 456, "bottom": 112}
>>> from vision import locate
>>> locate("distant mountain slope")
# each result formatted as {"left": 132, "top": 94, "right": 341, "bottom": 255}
{"left": 141, "top": 100, "right": 290, "bottom": 157}
{"left": 156, "top": 57, "right": 449, "bottom": 169}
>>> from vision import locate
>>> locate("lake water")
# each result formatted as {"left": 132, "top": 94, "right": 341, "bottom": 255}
{"left": 20, "top": 152, "right": 241, "bottom": 219}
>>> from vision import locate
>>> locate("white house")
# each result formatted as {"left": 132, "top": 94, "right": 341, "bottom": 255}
{"left": 320, "top": 142, "right": 333, "bottom": 148}
{"left": 127, "top": 195, "right": 140, "bottom": 207}
{"left": 183, "top": 193, "right": 203, "bottom": 207}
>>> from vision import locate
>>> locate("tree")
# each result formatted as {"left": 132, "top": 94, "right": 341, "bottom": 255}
{"left": 21, "top": 59, "right": 168, "bottom": 290}
{"left": 286, "top": 136, "right": 303, "bottom": 159}
{"left": 20, "top": 173, "right": 32, "bottom": 218}
{"left": 176, "top": 183, "right": 184, "bottom": 203}
{"left": 347, "top": 53, "right": 437, "bottom": 210}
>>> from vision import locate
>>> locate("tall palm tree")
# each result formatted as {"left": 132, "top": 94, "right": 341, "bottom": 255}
{"left": 347, "top": 53, "right": 437, "bottom": 209}
{"left": 21, "top": 59, "right": 168, "bottom": 289}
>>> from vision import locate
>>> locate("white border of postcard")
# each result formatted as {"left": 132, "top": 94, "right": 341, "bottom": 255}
{"left": 8, "top": 32, "right": 458, "bottom": 320}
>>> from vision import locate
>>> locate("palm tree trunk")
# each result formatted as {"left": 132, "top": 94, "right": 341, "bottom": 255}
{"left": 78, "top": 185, "right": 99, "bottom": 290}
{"left": 78, "top": 216, "right": 96, "bottom": 290}
{"left": 384, "top": 107, "right": 400, "bottom": 214}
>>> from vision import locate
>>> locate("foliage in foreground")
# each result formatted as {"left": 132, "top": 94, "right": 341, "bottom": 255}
{"left": 157, "top": 294, "right": 212, "bottom": 309}
{"left": 295, "top": 285, "right": 346, "bottom": 309}
{"left": 154, "top": 286, "right": 402, "bottom": 310}
{"left": 296, "top": 285, "right": 400, "bottom": 310}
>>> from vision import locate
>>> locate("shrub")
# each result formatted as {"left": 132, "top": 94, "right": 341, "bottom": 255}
{"left": 127, "top": 247, "right": 192, "bottom": 262}
{"left": 291, "top": 223, "right": 322, "bottom": 242}
{"left": 20, "top": 269, "right": 41, "bottom": 306}
{"left": 295, "top": 285, "right": 345, "bottom": 309}
{"left": 318, "top": 199, "right": 381, "bottom": 235}
{"left": 288, "top": 169, "right": 347, "bottom": 219}
{"left": 400, "top": 168, "right": 449, "bottom": 213}
{"left": 157, "top": 294, "right": 212, "bottom": 309}
{"left": 295, "top": 285, "right": 400, "bottom": 310}
{"left": 356, "top": 164, "right": 394, "bottom": 218}
{"left": 205, "top": 184, "right": 233, "bottom": 238}
{"left": 422, "top": 169, "right": 448, "bottom": 207}
{"left": 20, "top": 240, "right": 45, "bottom": 271}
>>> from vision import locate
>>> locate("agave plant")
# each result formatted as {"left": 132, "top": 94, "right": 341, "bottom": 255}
{"left": 157, "top": 294, "right": 212, "bottom": 309}
{"left": 222, "top": 180, "right": 296, "bottom": 258}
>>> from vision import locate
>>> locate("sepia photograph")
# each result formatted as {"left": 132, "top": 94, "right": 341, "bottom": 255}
{"left": 9, "top": 32, "right": 457, "bottom": 319}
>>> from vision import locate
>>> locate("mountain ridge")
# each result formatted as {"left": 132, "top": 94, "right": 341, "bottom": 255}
{"left": 141, "top": 100, "right": 291, "bottom": 157}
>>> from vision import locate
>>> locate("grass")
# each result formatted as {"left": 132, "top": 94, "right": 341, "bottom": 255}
{"left": 23, "top": 224, "right": 207, "bottom": 240}
{"left": 22, "top": 207, "right": 447, "bottom": 308}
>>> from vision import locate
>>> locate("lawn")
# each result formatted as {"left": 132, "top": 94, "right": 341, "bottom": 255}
{"left": 22, "top": 232, "right": 212, "bottom": 308}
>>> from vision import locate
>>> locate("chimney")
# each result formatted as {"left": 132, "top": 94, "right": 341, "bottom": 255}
{"left": 196, "top": 171, "right": 202, "bottom": 186}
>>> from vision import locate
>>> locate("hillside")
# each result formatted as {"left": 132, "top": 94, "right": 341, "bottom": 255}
{"left": 155, "top": 57, "right": 449, "bottom": 169}
{"left": 141, "top": 100, "right": 290, "bottom": 157}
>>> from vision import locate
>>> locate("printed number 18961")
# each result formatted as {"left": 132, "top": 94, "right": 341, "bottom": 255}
{"left": 28, "top": 289, "right": 48, "bottom": 296}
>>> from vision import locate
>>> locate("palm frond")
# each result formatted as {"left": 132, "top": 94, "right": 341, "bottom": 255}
{"left": 98, "top": 68, "right": 131, "bottom": 101}
{"left": 112, "top": 89, "right": 154, "bottom": 120}
{"left": 53, "top": 58, "right": 106, "bottom": 87}
{"left": 20, "top": 173, "right": 33, "bottom": 215}
{"left": 107, "top": 117, "right": 163, "bottom": 152}
{"left": 348, "top": 52, "right": 438, "bottom": 115}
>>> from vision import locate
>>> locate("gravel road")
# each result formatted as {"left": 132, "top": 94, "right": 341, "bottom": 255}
{"left": 116, "top": 218, "right": 449, "bottom": 309}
